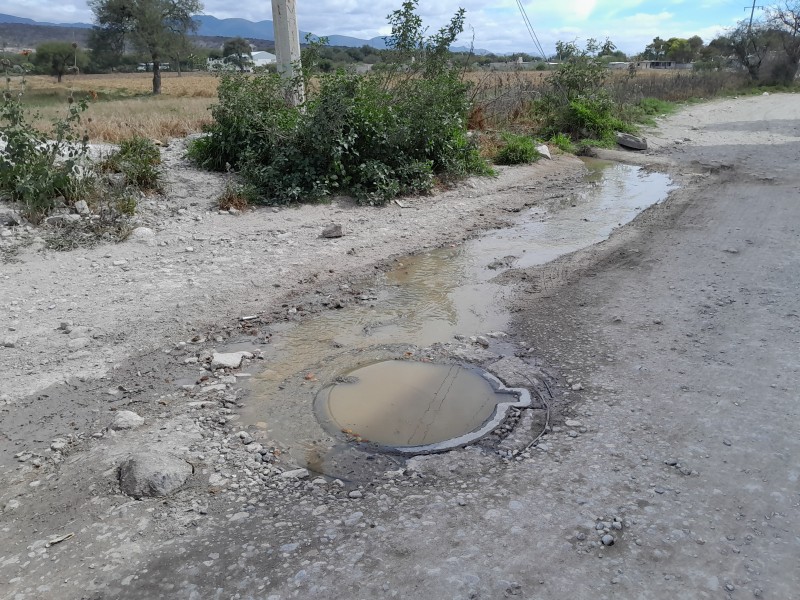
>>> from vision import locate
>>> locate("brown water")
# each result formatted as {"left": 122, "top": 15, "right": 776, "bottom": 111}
{"left": 240, "top": 160, "right": 675, "bottom": 471}
{"left": 314, "top": 360, "right": 528, "bottom": 453}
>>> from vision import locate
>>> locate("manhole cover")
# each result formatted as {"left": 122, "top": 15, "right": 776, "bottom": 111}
{"left": 314, "top": 360, "right": 530, "bottom": 454}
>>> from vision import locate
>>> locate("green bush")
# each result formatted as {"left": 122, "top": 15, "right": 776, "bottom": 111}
{"left": 189, "top": 1, "right": 491, "bottom": 205}
{"left": 102, "top": 136, "right": 162, "bottom": 191}
{"left": 495, "top": 133, "right": 540, "bottom": 165}
{"left": 548, "top": 132, "right": 576, "bottom": 153}
{"left": 0, "top": 90, "right": 92, "bottom": 223}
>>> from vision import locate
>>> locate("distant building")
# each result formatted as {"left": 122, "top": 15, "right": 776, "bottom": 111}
{"left": 251, "top": 51, "right": 276, "bottom": 67}
{"left": 635, "top": 60, "right": 693, "bottom": 70}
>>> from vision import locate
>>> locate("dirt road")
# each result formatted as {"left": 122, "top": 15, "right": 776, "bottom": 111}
{"left": 1, "top": 93, "right": 799, "bottom": 599}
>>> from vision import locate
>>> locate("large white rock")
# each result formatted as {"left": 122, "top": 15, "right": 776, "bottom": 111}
{"left": 535, "top": 144, "right": 552, "bottom": 160}
{"left": 119, "top": 452, "right": 192, "bottom": 498}
{"left": 210, "top": 351, "right": 253, "bottom": 369}
{"left": 110, "top": 410, "right": 144, "bottom": 430}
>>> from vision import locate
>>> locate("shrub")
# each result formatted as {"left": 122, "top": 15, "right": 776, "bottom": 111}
{"left": 0, "top": 88, "right": 92, "bottom": 223}
{"left": 101, "top": 136, "right": 162, "bottom": 191}
{"left": 548, "top": 132, "right": 576, "bottom": 153}
{"left": 494, "top": 133, "right": 540, "bottom": 165}
{"left": 189, "top": 1, "right": 491, "bottom": 205}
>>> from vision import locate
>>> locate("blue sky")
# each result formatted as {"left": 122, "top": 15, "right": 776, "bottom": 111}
{"left": 5, "top": 0, "right": 750, "bottom": 55}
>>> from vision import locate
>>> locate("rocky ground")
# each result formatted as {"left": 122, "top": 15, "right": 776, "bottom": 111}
{"left": 1, "top": 93, "right": 798, "bottom": 599}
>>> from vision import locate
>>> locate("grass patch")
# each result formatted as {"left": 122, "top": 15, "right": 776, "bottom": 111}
{"left": 494, "top": 133, "right": 540, "bottom": 165}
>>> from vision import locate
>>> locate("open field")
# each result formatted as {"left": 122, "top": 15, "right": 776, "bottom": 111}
{"left": 6, "top": 73, "right": 218, "bottom": 142}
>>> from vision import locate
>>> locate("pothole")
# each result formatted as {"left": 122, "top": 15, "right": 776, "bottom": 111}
{"left": 314, "top": 360, "right": 530, "bottom": 454}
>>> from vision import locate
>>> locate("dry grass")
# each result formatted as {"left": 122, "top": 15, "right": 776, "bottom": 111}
{"left": 8, "top": 73, "right": 219, "bottom": 143}
{"left": 20, "top": 72, "right": 220, "bottom": 98}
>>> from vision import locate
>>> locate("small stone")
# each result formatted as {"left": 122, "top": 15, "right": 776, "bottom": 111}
{"left": 110, "top": 410, "right": 144, "bottom": 430}
{"left": 565, "top": 419, "right": 582, "bottom": 427}
{"left": 344, "top": 511, "right": 363, "bottom": 526}
{"left": 128, "top": 227, "right": 155, "bottom": 245}
{"left": 475, "top": 336, "right": 490, "bottom": 348}
{"left": 74, "top": 200, "right": 90, "bottom": 215}
{"left": 725, "top": 584, "right": 735, "bottom": 592}
{"left": 722, "top": 439, "right": 732, "bottom": 446}
{"left": 321, "top": 224, "right": 343, "bottom": 238}
{"left": 535, "top": 144, "right": 552, "bottom": 159}
{"left": 601, "top": 534, "right": 615, "bottom": 546}
{"left": 654, "top": 487, "right": 666, "bottom": 494}
{"left": 2, "top": 336, "right": 17, "bottom": 348}
{"left": 571, "top": 383, "right": 583, "bottom": 391}
{"left": 612, "top": 522, "right": 623, "bottom": 530}
{"left": 665, "top": 458, "right": 678, "bottom": 466}
{"left": 210, "top": 351, "right": 253, "bottom": 369}
{"left": 280, "top": 468, "right": 309, "bottom": 479}
{"left": 348, "top": 490, "right": 363, "bottom": 499}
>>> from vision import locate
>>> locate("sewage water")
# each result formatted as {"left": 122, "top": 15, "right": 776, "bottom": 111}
{"left": 242, "top": 160, "right": 674, "bottom": 472}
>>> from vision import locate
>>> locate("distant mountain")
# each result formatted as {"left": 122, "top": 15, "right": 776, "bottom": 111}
{"left": 0, "top": 12, "right": 492, "bottom": 54}
{"left": 0, "top": 13, "right": 91, "bottom": 29}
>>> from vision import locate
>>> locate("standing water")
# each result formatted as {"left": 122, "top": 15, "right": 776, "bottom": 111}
{"left": 240, "top": 160, "right": 674, "bottom": 472}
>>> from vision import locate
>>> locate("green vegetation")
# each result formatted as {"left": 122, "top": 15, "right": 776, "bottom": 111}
{"left": 190, "top": 1, "right": 491, "bottom": 205}
{"left": 0, "top": 88, "right": 92, "bottom": 223}
{"left": 32, "top": 42, "right": 88, "bottom": 83}
{"left": 100, "top": 136, "right": 163, "bottom": 191}
{"left": 494, "top": 133, "right": 540, "bottom": 165}
{"left": 0, "top": 75, "right": 162, "bottom": 239}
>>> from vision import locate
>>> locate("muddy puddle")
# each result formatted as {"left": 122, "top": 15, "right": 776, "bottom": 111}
{"left": 239, "top": 160, "right": 674, "bottom": 478}
{"left": 315, "top": 360, "right": 530, "bottom": 454}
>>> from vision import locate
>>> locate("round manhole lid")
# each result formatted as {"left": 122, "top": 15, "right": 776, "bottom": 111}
{"left": 314, "top": 360, "right": 530, "bottom": 454}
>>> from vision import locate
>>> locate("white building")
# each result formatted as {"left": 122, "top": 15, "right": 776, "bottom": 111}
{"left": 251, "top": 51, "right": 276, "bottom": 68}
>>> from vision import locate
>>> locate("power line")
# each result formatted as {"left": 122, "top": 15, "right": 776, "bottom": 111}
{"left": 514, "top": 0, "right": 547, "bottom": 59}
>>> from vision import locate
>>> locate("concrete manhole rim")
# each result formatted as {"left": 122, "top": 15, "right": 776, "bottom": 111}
{"left": 316, "top": 360, "right": 533, "bottom": 455}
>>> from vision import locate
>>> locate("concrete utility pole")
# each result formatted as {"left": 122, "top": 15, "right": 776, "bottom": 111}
{"left": 271, "top": 0, "right": 305, "bottom": 106}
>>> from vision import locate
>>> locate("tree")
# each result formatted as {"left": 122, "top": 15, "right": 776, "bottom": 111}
{"left": 665, "top": 38, "right": 693, "bottom": 63}
{"left": 33, "top": 42, "right": 88, "bottom": 82}
{"left": 641, "top": 37, "right": 667, "bottom": 60}
{"left": 768, "top": 1, "right": 800, "bottom": 81}
{"left": 222, "top": 37, "right": 252, "bottom": 72}
{"left": 89, "top": 0, "right": 203, "bottom": 95}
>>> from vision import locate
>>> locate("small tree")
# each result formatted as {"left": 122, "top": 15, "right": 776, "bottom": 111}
{"left": 33, "top": 42, "right": 87, "bottom": 82}
{"left": 222, "top": 37, "right": 252, "bottom": 72}
{"left": 768, "top": 1, "right": 800, "bottom": 81}
{"left": 89, "top": 0, "right": 203, "bottom": 94}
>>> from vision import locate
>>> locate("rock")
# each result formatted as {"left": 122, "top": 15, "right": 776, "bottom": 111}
{"left": 74, "top": 200, "right": 90, "bottom": 215}
{"left": 348, "top": 490, "right": 363, "bottom": 499}
{"left": 2, "top": 336, "right": 18, "bottom": 348}
{"left": 601, "top": 534, "right": 615, "bottom": 546}
{"left": 118, "top": 452, "right": 192, "bottom": 498}
{"left": 615, "top": 132, "right": 648, "bottom": 151}
{"left": 50, "top": 439, "right": 68, "bottom": 452}
{"left": 571, "top": 383, "right": 583, "bottom": 391}
{"left": 321, "top": 224, "right": 343, "bottom": 239}
{"left": 535, "top": 144, "right": 552, "bottom": 159}
{"left": 475, "top": 336, "right": 490, "bottom": 348}
{"left": 45, "top": 214, "right": 81, "bottom": 226}
{"left": 111, "top": 410, "right": 144, "bottom": 430}
{"left": 344, "top": 511, "right": 363, "bottom": 526}
{"left": 128, "top": 227, "right": 156, "bottom": 245}
{"left": 67, "top": 337, "right": 90, "bottom": 350}
{"left": 665, "top": 458, "right": 678, "bottom": 466}
{"left": 280, "top": 468, "right": 309, "bottom": 479}
{"left": 210, "top": 351, "right": 253, "bottom": 369}
{"left": 565, "top": 419, "right": 582, "bottom": 427}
